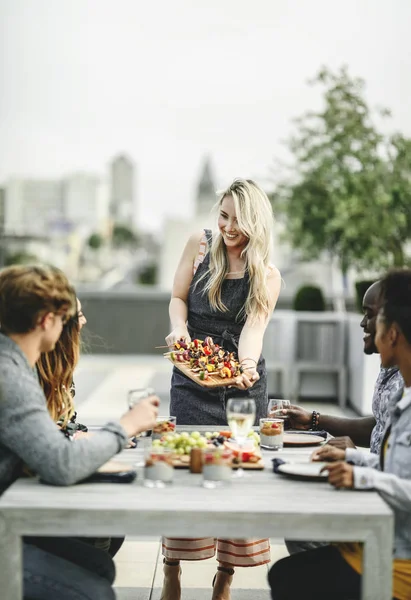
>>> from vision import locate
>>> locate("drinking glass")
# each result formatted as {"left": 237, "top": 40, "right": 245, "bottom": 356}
{"left": 226, "top": 397, "right": 256, "bottom": 478}
{"left": 127, "top": 387, "right": 156, "bottom": 466}
{"left": 202, "top": 446, "right": 233, "bottom": 488}
{"left": 144, "top": 446, "right": 174, "bottom": 488}
{"left": 259, "top": 418, "right": 284, "bottom": 450}
{"left": 268, "top": 399, "right": 290, "bottom": 421}
{"left": 127, "top": 387, "right": 156, "bottom": 438}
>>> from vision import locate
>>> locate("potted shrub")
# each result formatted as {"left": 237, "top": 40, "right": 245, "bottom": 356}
{"left": 293, "top": 285, "right": 326, "bottom": 311}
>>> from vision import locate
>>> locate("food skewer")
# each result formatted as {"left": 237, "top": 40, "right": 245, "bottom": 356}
{"left": 164, "top": 337, "right": 242, "bottom": 387}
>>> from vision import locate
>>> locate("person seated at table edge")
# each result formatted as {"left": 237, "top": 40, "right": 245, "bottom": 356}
{"left": 282, "top": 280, "right": 403, "bottom": 452}
{"left": 269, "top": 268, "right": 411, "bottom": 600}
{"left": 0, "top": 264, "right": 159, "bottom": 600}
{"left": 36, "top": 295, "right": 125, "bottom": 559}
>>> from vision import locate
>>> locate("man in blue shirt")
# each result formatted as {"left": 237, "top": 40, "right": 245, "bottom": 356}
{"left": 284, "top": 281, "right": 403, "bottom": 454}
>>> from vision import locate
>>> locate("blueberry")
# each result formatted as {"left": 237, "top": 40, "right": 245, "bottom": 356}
{"left": 217, "top": 436, "right": 225, "bottom": 444}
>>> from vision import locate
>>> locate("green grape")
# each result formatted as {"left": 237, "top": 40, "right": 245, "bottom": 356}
{"left": 152, "top": 439, "right": 161, "bottom": 447}
{"left": 191, "top": 431, "right": 201, "bottom": 439}
{"left": 205, "top": 432, "right": 213, "bottom": 439}
{"left": 180, "top": 432, "right": 189, "bottom": 439}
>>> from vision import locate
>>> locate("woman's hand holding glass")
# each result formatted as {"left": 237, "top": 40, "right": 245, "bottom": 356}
{"left": 120, "top": 395, "right": 159, "bottom": 438}
{"left": 165, "top": 326, "right": 191, "bottom": 347}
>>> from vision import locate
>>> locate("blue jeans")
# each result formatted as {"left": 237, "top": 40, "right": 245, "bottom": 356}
{"left": 23, "top": 542, "right": 115, "bottom": 600}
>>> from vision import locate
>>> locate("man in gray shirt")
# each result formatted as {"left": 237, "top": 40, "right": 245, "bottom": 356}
{"left": 0, "top": 264, "right": 159, "bottom": 599}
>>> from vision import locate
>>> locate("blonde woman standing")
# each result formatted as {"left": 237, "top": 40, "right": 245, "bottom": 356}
{"left": 163, "top": 179, "right": 281, "bottom": 600}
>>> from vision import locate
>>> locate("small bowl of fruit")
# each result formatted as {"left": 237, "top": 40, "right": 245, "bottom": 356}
{"left": 152, "top": 416, "right": 177, "bottom": 440}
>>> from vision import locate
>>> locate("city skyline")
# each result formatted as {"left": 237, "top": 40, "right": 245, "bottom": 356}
{"left": 1, "top": 0, "right": 411, "bottom": 232}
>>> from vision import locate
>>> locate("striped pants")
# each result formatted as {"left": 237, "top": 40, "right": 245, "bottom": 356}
{"left": 162, "top": 537, "right": 271, "bottom": 567}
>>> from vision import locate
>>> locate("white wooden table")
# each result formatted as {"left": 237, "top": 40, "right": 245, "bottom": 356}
{"left": 0, "top": 429, "right": 393, "bottom": 600}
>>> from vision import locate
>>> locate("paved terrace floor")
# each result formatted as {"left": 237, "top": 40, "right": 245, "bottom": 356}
{"left": 74, "top": 355, "right": 356, "bottom": 600}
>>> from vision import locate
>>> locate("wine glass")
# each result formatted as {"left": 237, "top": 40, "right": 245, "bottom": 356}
{"left": 267, "top": 399, "right": 290, "bottom": 427}
{"left": 226, "top": 397, "right": 256, "bottom": 478}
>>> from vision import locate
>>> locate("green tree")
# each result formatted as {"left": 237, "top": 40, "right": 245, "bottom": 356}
{"left": 273, "top": 66, "right": 411, "bottom": 273}
{"left": 112, "top": 224, "right": 139, "bottom": 248}
{"left": 137, "top": 263, "right": 158, "bottom": 285}
{"left": 385, "top": 134, "right": 411, "bottom": 266}
{"left": 5, "top": 251, "right": 39, "bottom": 266}
{"left": 88, "top": 233, "right": 103, "bottom": 250}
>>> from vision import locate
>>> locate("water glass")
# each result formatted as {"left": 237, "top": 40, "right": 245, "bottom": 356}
{"left": 127, "top": 388, "right": 156, "bottom": 438}
{"left": 127, "top": 387, "right": 156, "bottom": 408}
{"left": 144, "top": 446, "right": 174, "bottom": 488}
{"left": 259, "top": 418, "right": 284, "bottom": 450}
{"left": 202, "top": 446, "right": 233, "bottom": 488}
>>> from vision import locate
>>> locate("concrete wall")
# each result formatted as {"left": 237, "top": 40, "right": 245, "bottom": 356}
{"left": 79, "top": 289, "right": 170, "bottom": 354}
{"left": 78, "top": 288, "right": 357, "bottom": 355}
{"left": 77, "top": 290, "right": 370, "bottom": 413}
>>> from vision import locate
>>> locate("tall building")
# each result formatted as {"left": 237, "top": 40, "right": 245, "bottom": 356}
{"left": 195, "top": 157, "right": 216, "bottom": 217}
{"left": 159, "top": 157, "right": 216, "bottom": 290}
{"left": 62, "top": 172, "right": 108, "bottom": 234}
{"left": 110, "top": 154, "right": 135, "bottom": 225}
{"left": 4, "top": 179, "right": 63, "bottom": 235}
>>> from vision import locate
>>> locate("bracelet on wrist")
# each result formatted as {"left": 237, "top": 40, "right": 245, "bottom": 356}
{"left": 240, "top": 357, "right": 258, "bottom": 366}
{"left": 311, "top": 411, "right": 320, "bottom": 431}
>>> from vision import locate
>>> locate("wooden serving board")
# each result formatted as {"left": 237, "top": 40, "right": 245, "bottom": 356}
{"left": 232, "top": 458, "right": 264, "bottom": 471}
{"left": 172, "top": 455, "right": 191, "bottom": 469}
{"left": 165, "top": 354, "right": 237, "bottom": 388}
{"left": 171, "top": 454, "right": 264, "bottom": 470}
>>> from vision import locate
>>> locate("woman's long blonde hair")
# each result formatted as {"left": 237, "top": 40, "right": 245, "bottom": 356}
{"left": 37, "top": 309, "right": 80, "bottom": 426}
{"left": 202, "top": 178, "right": 274, "bottom": 321}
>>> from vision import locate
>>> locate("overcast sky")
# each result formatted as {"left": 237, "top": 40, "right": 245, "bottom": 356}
{"left": 1, "top": 0, "right": 411, "bottom": 231}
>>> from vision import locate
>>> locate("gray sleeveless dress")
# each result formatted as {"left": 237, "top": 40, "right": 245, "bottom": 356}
{"left": 170, "top": 230, "right": 268, "bottom": 425}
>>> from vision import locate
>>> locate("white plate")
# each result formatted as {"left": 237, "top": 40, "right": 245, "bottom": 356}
{"left": 277, "top": 461, "right": 329, "bottom": 481}
{"left": 283, "top": 433, "right": 325, "bottom": 447}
